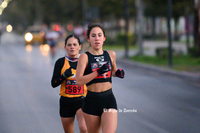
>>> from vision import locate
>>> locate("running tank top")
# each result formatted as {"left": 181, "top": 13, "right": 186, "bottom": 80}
{"left": 60, "top": 58, "right": 87, "bottom": 98}
{"left": 84, "top": 51, "right": 112, "bottom": 86}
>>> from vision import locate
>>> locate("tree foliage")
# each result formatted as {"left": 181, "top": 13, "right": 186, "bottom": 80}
{"left": 144, "top": 0, "right": 194, "bottom": 17}
{"left": 1, "top": 0, "right": 195, "bottom": 30}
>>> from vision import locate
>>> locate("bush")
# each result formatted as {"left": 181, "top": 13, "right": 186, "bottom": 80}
{"left": 188, "top": 47, "right": 200, "bottom": 58}
{"left": 104, "top": 37, "right": 116, "bottom": 45}
{"left": 155, "top": 47, "right": 175, "bottom": 59}
{"left": 116, "top": 33, "right": 137, "bottom": 46}
{"left": 143, "top": 34, "right": 167, "bottom": 40}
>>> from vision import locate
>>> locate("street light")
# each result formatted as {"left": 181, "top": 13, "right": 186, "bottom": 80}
{"left": 167, "top": 0, "right": 173, "bottom": 67}
{"left": 6, "top": 24, "right": 12, "bottom": 32}
{"left": 124, "top": 0, "right": 129, "bottom": 58}
{"left": 0, "top": 0, "right": 12, "bottom": 15}
{"left": 135, "top": 0, "right": 144, "bottom": 55}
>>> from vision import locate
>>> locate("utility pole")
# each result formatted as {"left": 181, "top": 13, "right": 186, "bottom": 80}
{"left": 185, "top": 7, "right": 190, "bottom": 52}
{"left": 135, "top": 0, "right": 144, "bottom": 55}
{"left": 194, "top": 0, "right": 200, "bottom": 51}
{"left": 124, "top": 0, "right": 129, "bottom": 58}
{"left": 167, "top": 0, "right": 173, "bottom": 67}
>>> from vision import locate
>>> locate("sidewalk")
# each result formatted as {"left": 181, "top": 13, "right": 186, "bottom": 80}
{"left": 143, "top": 40, "right": 188, "bottom": 56}
{"left": 117, "top": 58, "right": 200, "bottom": 83}
{"left": 115, "top": 40, "right": 188, "bottom": 57}
{"left": 112, "top": 41, "right": 200, "bottom": 83}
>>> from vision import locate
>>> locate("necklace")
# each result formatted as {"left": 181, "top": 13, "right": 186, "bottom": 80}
{"left": 65, "top": 54, "right": 80, "bottom": 62}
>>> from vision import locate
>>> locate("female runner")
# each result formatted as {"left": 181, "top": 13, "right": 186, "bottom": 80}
{"left": 51, "top": 35, "right": 87, "bottom": 133}
{"left": 76, "top": 23, "right": 125, "bottom": 133}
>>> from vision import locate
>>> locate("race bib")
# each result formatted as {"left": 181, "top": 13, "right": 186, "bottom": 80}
{"left": 65, "top": 80, "right": 84, "bottom": 95}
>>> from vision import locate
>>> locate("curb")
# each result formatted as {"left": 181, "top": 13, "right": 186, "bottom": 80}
{"left": 117, "top": 58, "right": 200, "bottom": 83}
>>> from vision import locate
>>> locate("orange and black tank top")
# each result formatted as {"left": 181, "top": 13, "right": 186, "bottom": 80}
{"left": 60, "top": 58, "right": 87, "bottom": 98}
{"left": 84, "top": 51, "right": 112, "bottom": 86}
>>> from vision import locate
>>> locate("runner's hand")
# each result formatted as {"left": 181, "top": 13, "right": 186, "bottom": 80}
{"left": 97, "top": 62, "right": 110, "bottom": 75}
{"left": 115, "top": 69, "right": 124, "bottom": 78}
{"left": 63, "top": 67, "right": 74, "bottom": 78}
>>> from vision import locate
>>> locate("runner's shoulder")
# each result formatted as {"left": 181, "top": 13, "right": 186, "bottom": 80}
{"left": 78, "top": 53, "right": 88, "bottom": 64}
{"left": 107, "top": 50, "right": 116, "bottom": 58}
{"left": 55, "top": 57, "right": 65, "bottom": 66}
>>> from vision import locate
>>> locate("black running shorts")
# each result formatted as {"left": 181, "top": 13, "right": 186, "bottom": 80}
{"left": 60, "top": 96, "right": 84, "bottom": 117}
{"left": 82, "top": 89, "right": 117, "bottom": 116}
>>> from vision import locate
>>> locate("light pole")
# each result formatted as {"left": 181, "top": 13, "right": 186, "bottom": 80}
{"left": 167, "top": 0, "right": 173, "bottom": 67}
{"left": 194, "top": 0, "right": 200, "bottom": 51}
{"left": 124, "top": 0, "right": 129, "bottom": 58}
{"left": 135, "top": 0, "right": 144, "bottom": 55}
{"left": 185, "top": 7, "right": 190, "bottom": 52}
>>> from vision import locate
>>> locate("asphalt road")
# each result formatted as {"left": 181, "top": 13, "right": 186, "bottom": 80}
{"left": 0, "top": 37, "right": 200, "bottom": 133}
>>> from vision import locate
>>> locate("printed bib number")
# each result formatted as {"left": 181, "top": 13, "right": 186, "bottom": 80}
{"left": 65, "top": 80, "right": 84, "bottom": 95}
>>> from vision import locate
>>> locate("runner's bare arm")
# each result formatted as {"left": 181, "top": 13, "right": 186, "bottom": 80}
{"left": 108, "top": 50, "right": 118, "bottom": 77}
{"left": 76, "top": 53, "right": 98, "bottom": 86}
{"left": 108, "top": 50, "right": 125, "bottom": 78}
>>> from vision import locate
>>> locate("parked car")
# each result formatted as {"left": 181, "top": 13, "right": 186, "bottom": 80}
{"left": 24, "top": 25, "right": 45, "bottom": 45}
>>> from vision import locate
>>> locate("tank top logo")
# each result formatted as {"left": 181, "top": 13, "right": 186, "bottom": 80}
{"left": 91, "top": 61, "right": 111, "bottom": 79}
{"left": 94, "top": 56, "right": 104, "bottom": 62}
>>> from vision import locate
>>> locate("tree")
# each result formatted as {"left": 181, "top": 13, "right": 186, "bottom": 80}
{"left": 135, "top": 0, "right": 144, "bottom": 55}
{"left": 194, "top": 0, "right": 200, "bottom": 55}
{"left": 172, "top": 0, "right": 194, "bottom": 41}
{"left": 144, "top": 0, "right": 193, "bottom": 40}
{"left": 2, "top": 0, "right": 35, "bottom": 28}
{"left": 124, "top": 0, "right": 129, "bottom": 58}
{"left": 144, "top": 0, "right": 167, "bottom": 39}
{"left": 2, "top": 0, "right": 83, "bottom": 29}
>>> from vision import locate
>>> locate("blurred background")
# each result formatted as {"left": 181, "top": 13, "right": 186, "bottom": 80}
{"left": 0, "top": 0, "right": 200, "bottom": 66}
{"left": 0, "top": 1, "right": 200, "bottom": 133}
{"left": 0, "top": 0, "right": 195, "bottom": 37}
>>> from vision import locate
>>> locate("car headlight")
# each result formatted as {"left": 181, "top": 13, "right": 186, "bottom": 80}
{"left": 25, "top": 32, "right": 33, "bottom": 42}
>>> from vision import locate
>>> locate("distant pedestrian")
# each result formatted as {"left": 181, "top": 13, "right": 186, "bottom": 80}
{"left": 46, "top": 28, "right": 59, "bottom": 61}
{"left": 74, "top": 24, "right": 84, "bottom": 43}
{"left": 41, "top": 24, "right": 48, "bottom": 45}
